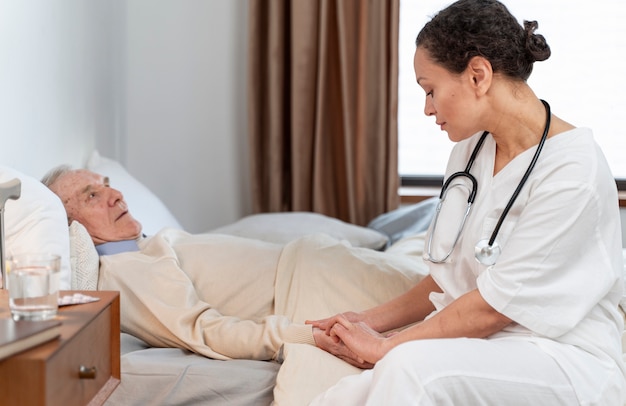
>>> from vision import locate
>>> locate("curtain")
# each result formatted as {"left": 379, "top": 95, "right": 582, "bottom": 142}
{"left": 248, "top": 0, "right": 399, "bottom": 226}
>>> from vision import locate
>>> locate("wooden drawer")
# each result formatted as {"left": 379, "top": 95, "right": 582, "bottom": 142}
{"left": 46, "top": 304, "right": 113, "bottom": 405}
{"left": 0, "top": 290, "right": 120, "bottom": 406}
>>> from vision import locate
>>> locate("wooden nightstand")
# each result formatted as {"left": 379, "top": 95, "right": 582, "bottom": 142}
{"left": 0, "top": 290, "right": 120, "bottom": 406}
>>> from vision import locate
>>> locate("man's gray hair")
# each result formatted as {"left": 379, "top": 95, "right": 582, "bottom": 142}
{"left": 41, "top": 164, "right": 73, "bottom": 188}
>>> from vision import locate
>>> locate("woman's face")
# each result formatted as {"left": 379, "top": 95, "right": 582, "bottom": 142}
{"left": 413, "top": 46, "right": 481, "bottom": 142}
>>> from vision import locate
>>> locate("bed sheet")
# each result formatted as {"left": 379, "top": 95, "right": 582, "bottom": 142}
{"left": 104, "top": 333, "right": 280, "bottom": 406}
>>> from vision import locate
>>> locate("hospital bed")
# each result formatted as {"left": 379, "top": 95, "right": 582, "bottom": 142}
{"left": 5, "top": 151, "right": 625, "bottom": 405}
{"left": 53, "top": 151, "right": 434, "bottom": 405}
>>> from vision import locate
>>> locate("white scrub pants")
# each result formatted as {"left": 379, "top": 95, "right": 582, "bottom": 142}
{"left": 311, "top": 337, "right": 581, "bottom": 406}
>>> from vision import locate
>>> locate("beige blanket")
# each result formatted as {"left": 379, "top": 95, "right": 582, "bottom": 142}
{"left": 273, "top": 233, "right": 429, "bottom": 405}
{"left": 98, "top": 230, "right": 428, "bottom": 363}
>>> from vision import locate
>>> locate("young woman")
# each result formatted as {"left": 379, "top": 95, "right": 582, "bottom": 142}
{"left": 309, "top": 0, "right": 626, "bottom": 404}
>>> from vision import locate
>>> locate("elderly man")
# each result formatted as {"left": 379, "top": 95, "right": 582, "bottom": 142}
{"left": 42, "top": 166, "right": 425, "bottom": 362}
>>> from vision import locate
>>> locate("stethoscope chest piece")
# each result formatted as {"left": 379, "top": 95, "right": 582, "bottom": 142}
{"left": 474, "top": 239, "right": 501, "bottom": 266}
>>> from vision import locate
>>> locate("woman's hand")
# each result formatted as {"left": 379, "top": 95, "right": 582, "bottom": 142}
{"left": 312, "top": 327, "right": 374, "bottom": 369}
{"left": 306, "top": 311, "right": 366, "bottom": 339}
{"left": 327, "top": 314, "right": 391, "bottom": 365}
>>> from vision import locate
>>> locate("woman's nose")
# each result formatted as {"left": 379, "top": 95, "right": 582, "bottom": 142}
{"left": 424, "top": 97, "right": 436, "bottom": 116}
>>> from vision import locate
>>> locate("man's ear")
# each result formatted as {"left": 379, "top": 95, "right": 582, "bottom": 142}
{"left": 466, "top": 56, "right": 493, "bottom": 96}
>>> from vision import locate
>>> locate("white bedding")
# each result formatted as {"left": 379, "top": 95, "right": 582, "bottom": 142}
{"left": 106, "top": 333, "right": 279, "bottom": 406}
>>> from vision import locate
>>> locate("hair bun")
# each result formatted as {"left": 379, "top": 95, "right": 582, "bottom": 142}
{"left": 524, "top": 20, "right": 551, "bottom": 62}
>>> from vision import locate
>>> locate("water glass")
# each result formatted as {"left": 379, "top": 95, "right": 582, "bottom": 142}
{"left": 7, "top": 253, "right": 61, "bottom": 321}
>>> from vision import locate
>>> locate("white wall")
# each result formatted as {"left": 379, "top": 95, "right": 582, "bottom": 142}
{"left": 0, "top": 0, "right": 248, "bottom": 233}
{"left": 621, "top": 210, "right": 626, "bottom": 248}
{"left": 0, "top": 0, "right": 112, "bottom": 178}
{"left": 114, "top": 0, "right": 250, "bottom": 233}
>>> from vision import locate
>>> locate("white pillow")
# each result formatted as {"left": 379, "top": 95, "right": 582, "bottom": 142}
{"left": 86, "top": 151, "right": 183, "bottom": 235}
{"left": 68, "top": 221, "right": 99, "bottom": 290}
{"left": 210, "top": 212, "right": 389, "bottom": 250}
{"left": 621, "top": 249, "right": 626, "bottom": 315}
{"left": 367, "top": 197, "right": 437, "bottom": 247}
{"left": 0, "top": 166, "right": 71, "bottom": 289}
{"left": 385, "top": 231, "right": 427, "bottom": 258}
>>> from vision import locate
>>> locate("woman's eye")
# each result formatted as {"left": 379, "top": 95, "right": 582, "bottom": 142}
{"left": 426, "top": 90, "right": 434, "bottom": 97}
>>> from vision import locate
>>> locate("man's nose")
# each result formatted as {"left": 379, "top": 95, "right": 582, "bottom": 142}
{"left": 107, "top": 188, "right": 124, "bottom": 206}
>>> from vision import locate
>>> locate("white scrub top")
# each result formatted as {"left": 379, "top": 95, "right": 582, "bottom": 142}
{"left": 425, "top": 127, "right": 626, "bottom": 401}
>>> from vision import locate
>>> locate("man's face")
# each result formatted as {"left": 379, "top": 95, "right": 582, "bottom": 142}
{"left": 50, "top": 169, "right": 142, "bottom": 245}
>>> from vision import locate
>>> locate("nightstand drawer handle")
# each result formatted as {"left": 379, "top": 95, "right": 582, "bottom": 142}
{"left": 79, "top": 365, "right": 97, "bottom": 379}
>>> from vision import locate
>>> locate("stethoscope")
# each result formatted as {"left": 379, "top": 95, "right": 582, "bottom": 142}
{"left": 426, "top": 99, "right": 551, "bottom": 266}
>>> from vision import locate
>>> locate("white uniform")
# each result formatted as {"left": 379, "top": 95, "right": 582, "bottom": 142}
{"left": 313, "top": 128, "right": 626, "bottom": 405}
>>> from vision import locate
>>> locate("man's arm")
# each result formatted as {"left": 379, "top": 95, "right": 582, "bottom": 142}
{"left": 98, "top": 232, "right": 315, "bottom": 361}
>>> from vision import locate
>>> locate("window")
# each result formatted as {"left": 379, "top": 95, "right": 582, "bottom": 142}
{"left": 398, "top": 0, "right": 626, "bottom": 186}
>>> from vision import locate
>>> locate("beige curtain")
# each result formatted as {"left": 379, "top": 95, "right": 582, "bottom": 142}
{"left": 248, "top": 0, "right": 399, "bottom": 226}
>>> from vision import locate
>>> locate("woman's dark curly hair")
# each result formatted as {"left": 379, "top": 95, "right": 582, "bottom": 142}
{"left": 415, "top": 0, "right": 550, "bottom": 81}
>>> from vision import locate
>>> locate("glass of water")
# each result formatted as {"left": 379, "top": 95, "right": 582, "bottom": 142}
{"left": 7, "top": 253, "right": 61, "bottom": 321}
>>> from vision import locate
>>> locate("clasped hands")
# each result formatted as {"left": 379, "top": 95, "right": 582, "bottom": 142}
{"left": 306, "top": 311, "right": 395, "bottom": 369}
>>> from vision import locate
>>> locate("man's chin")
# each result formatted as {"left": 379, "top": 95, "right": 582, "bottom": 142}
{"left": 116, "top": 217, "right": 142, "bottom": 234}
{"left": 111, "top": 227, "right": 143, "bottom": 242}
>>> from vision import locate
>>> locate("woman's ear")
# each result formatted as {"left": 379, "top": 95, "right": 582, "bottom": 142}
{"left": 466, "top": 56, "right": 493, "bottom": 96}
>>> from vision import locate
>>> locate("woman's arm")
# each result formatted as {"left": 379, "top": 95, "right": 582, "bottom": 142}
{"left": 361, "top": 274, "right": 441, "bottom": 332}
{"left": 308, "top": 274, "right": 442, "bottom": 366}
{"left": 307, "top": 274, "right": 440, "bottom": 334}
{"left": 330, "top": 288, "right": 512, "bottom": 365}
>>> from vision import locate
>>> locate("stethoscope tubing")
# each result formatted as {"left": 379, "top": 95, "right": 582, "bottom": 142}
{"left": 426, "top": 99, "right": 551, "bottom": 265}
{"left": 485, "top": 99, "right": 551, "bottom": 246}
